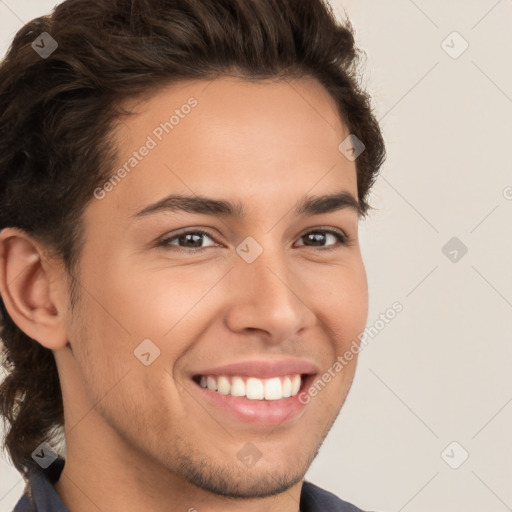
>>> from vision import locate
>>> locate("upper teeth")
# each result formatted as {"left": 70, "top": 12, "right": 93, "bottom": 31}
{"left": 198, "top": 374, "right": 302, "bottom": 400}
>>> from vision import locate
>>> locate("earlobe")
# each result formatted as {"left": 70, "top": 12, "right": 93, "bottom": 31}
{"left": 0, "top": 227, "right": 69, "bottom": 350}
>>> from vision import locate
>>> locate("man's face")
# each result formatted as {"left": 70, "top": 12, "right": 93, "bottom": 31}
{"left": 60, "top": 76, "right": 368, "bottom": 498}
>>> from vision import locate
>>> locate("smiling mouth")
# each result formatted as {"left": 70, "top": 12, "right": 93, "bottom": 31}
{"left": 189, "top": 371, "right": 317, "bottom": 425}
{"left": 192, "top": 373, "right": 309, "bottom": 401}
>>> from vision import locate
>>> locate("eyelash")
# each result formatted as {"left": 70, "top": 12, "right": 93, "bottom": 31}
{"left": 157, "top": 228, "right": 349, "bottom": 254}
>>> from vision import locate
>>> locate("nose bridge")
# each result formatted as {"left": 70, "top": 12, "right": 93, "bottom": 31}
{"left": 242, "top": 245, "right": 292, "bottom": 299}
{"left": 226, "top": 235, "right": 316, "bottom": 338}
{"left": 239, "top": 228, "right": 295, "bottom": 290}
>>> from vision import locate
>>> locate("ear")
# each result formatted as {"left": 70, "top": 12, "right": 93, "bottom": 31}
{"left": 0, "top": 227, "right": 69, "bottom": 350}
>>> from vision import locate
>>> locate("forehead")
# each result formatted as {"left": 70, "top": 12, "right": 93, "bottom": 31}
{"left": 89, "top": 76, "right": 357, "bottom": 223}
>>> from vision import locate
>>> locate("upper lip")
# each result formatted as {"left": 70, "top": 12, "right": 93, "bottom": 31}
{"left": 191, "top": 359, "right": 320, "bottom": 379}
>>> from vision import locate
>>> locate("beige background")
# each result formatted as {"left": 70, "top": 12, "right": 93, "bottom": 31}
{"left": 1, "top": 1, "right": 511, "bottom": 511}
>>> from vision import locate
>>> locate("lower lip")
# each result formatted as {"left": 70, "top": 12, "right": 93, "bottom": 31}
{"left": 189, "top": 374, "right": 315, "bottom": 426}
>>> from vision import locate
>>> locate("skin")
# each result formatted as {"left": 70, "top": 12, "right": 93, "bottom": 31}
{"left": 0, "top": 76, "right": 368, "bottom": 512}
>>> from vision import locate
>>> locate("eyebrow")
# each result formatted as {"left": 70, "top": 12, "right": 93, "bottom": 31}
{"left": 132, "top": 191, "right": 360, "bottom": 219}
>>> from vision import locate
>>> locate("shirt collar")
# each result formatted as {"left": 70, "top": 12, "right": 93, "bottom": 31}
{"left": 14, "top": 457, "right": 69, "bottom": 512}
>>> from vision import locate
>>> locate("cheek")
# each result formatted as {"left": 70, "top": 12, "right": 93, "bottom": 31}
{"left": 337, "top": 267, "right": 369, "bottom": 337}
{"left": 68, "top": 289, "right": 187, "bottom": 436}
{"left": 303, "top": 257, "right": 369, "bottom": 345}
{"left": 299, "top": 262, "right": 367, "bottom": 410}
{"left": 99, "top": 255, "right": 229, "bottom": 336}
{"left": 70, "top": 257, "right": 231, "bottom": 414}
{"left": 66, "top": 257, "right": 171, "bottom": 401}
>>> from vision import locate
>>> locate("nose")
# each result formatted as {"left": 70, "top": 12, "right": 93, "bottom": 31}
{"left": 224, "top": 244, "right": 317, "bottom": 344}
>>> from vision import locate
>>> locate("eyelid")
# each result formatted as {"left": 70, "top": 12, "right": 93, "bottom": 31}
{"left": 158, "top": 228, "right": 220, "bottom": 248}
{"left": 297, "top": 225, "right": 348, "bottom": 240}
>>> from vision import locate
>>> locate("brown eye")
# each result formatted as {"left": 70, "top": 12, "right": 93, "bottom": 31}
{"left": 159, "top": 230, "right": 218, "bottom": 253}
{"left": 295, "top": 229, "right": 348, "bottom": 249}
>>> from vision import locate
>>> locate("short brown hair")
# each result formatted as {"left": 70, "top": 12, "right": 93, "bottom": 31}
{"left": 0, "top": 0, "right": 386, "bottom": 475}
